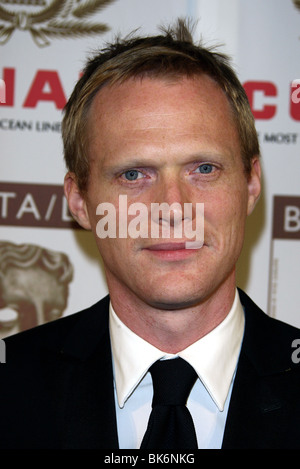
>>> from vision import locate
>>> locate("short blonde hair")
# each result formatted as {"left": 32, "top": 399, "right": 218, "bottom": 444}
{"left": 62, "top": 19, "right": 259, "bottom": 192}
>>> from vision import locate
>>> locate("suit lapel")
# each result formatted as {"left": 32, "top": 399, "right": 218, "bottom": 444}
{"left": 221, "top": 349, "right": 282, "bottom": 448}
{"left": 222, "top": 290, "right": 300, "bottom": 449}
{"left": 54, "top": 296, "right": 119, "bottom": 449}
{"left": 45, "top": 290, "right": 299, "bottom": 449}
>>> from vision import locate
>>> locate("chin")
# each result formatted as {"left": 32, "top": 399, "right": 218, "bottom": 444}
{"left": 145, "top": 292, "right": 202, "bottom": 311}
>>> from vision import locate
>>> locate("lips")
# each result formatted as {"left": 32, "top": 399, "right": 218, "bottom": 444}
{"left": 143, "top": 242, "right": 201, "bottom": 262}
{"left": 146, "top": 242, "right": 188, "bottom": 251}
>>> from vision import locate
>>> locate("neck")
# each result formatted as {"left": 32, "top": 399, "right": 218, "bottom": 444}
{"left": 107, "top": 275, "right": 237, "bottom": 354}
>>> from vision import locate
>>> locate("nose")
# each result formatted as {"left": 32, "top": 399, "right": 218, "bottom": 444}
{"left": 150, "top": 173, "right": 194, "bottom": 237}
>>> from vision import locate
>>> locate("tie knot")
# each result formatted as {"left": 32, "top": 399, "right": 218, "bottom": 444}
{"left": 149, "top": 357, "right": 197, "bottom": 407}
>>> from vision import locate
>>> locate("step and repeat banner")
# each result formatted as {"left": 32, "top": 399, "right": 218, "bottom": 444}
{"left": 0, "top": 0, "right": 299, "bottom": 338}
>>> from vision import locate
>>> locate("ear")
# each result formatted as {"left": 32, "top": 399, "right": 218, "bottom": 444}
{"left": 247, "top": 157, "right": 262, "bottom": 216}
{"left": 64, "top": 172, "right": 91, "bottom": 230}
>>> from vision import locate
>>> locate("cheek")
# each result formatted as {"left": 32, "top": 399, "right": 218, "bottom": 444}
{"left": 94, "top": 236, "right": 134, "bottom": 264}
{"left": 204, "top": 186, "right": 248, "bottom": 236}
{"left": 85, "top": 187, "right": 120, "bottom": 233}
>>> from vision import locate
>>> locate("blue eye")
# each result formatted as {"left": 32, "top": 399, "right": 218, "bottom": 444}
{"left": 123, "top": 170, "right": 140, "bottom": 180}
{"left": 198, "top": 164, "right": 213, "bottom": 174}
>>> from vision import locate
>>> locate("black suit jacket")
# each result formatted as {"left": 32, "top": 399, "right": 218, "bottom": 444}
{"left": 1, "top": 289, "right": 300, "bottom": 449}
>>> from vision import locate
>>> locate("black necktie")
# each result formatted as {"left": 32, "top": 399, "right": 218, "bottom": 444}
{"left": 140, "top": 357, "right": 198, "bottom": 449}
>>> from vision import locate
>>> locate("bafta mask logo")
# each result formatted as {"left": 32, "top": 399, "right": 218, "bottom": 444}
{"left": 0, "top": 0, "right": 116, "bottom": 47}
{"left": 0, "top": 241, "right": 73, "bottom": 338}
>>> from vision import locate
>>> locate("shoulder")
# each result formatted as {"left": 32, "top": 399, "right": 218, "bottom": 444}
{"left": 3, "top": 295, "right": 110, "bottom": 362}
{"left": 0, "top": 295, "right": 111, "bottom": 448}
{"left": 238, "top": 288, "right": 300, "bottom": 339}
{"left": 238, "top": 288, "right": 300, "bottom": 373}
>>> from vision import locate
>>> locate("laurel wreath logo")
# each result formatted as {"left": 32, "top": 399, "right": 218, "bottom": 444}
{"left": 293, "top": 0, "right": 300, "bottom": 10}
{"left": 0, "top": 0, "right": 116, "bottom": 47}
{"left": 292, "top": 0, "right": 300, "bottom": 39}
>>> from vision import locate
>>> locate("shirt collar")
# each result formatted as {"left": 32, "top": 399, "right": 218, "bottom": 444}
{"left": 109, "top": 289, "right": 245, "bottom": 411}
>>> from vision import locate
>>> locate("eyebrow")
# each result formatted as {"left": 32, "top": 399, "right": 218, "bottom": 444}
{"left": 101, "top": 159, "right": 155, "bottom": 176}
{"left": 104, "top": 151, "right": 231, "bottom": 174}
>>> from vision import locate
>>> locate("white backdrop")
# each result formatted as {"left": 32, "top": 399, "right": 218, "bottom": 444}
{"left": 0, "top": 0, "right": 299, "bottom": 338}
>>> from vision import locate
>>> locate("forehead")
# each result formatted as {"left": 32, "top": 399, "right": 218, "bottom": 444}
{"left": 86, "top": 75, "right": 240, "bottom": 162}
{"left": 89, "top": 74, "right": 233, "bottom": 119}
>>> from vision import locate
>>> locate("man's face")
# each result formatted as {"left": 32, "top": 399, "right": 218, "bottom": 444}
{"left": 66, "top": 75, "right": 260, "bottom": 311}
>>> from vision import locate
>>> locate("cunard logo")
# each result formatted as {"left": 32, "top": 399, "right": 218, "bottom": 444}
{"left": 0, "top": 0, "right": 116, "bottom": 47}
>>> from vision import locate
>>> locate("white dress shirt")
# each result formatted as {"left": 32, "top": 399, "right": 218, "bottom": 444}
{"left": 109, "top": 289, "right": 245, "bottom": 449}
